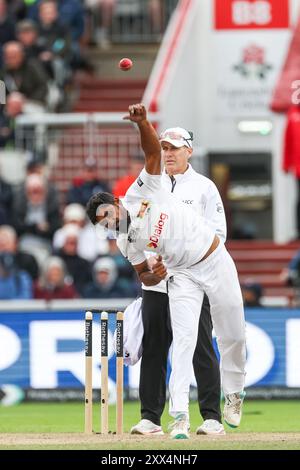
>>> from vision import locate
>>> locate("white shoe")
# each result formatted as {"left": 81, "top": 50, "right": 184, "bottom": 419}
{"left": 196, "top": 419, "right": 226, "bottom": 435}
{"left": 168, "top": 413, "right": 189, "bottom": 439}
{"left": 223, "top": 391, "right": 246, "bottom": 428}
{"left": 130, "top": 419, "right": 164, "bottom": 435}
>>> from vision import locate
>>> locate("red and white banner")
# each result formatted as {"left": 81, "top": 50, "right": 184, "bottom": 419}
{"left": 215, "top": 0, "right": 289, "bottom": 30}
{"left": 212, "top": 0, "right": 291, "bottom": 117}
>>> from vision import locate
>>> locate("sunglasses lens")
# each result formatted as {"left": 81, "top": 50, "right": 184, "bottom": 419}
{"left": 160, "top": 132, "right": 183, "bottom": 140}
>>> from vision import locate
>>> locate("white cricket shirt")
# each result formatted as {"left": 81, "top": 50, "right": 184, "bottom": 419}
{"left": 142, "top": 164, "right": 227, "bottom": 293}
{"left": 161, "top": 164, "right": 226, "bottom": 242}
{"left": 116, "top": 168, "right": 215, "bottom": 272}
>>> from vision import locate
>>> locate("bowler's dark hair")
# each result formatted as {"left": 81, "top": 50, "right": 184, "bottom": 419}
{"left": 86, "top": 192, "right": 115, "bottom": 225}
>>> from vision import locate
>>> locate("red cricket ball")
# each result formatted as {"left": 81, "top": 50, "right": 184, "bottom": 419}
{"left": 119, "top": 57, "right": 133, "bottom": 71}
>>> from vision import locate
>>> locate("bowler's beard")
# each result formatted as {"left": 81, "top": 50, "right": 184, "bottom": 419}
{"left": 116, "top": 213, "right": 131, "bottom": 234}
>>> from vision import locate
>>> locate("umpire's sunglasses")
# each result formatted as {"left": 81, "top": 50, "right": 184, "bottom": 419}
{"left": 159, "top": 131, "right": 193, "bottom": 148}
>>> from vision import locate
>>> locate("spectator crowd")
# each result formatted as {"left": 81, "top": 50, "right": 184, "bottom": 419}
{"left": 0, "top": 0, "right": 169, "bottom": 149}
{"left": 0, "top": 0, "right": 174, "bottom": 301}
{"left": 0, "top": 0, "right": 88, "bottom": 119}
{"left": 0, "top": 155, "right": 140, "bottom": 301}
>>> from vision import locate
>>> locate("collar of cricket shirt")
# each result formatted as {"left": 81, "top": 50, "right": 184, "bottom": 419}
{"left": 163, "top": 163, "right": 195, "bottom": 184}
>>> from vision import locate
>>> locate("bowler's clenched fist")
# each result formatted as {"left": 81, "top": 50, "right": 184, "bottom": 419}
{"left": 151, "top": 255, "right": 168, "bottom": 281}
{"left": 123, "top": 103, "right": 147, "bottom": 123}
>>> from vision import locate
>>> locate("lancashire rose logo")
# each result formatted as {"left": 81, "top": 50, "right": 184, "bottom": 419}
{"left": 233, "top": 44, "right": 272, "bottom": 79}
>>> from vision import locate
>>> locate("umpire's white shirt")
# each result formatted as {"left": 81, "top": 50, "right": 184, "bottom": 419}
{"left": 142, "top": 164, "right": 227, "bottom": 293}
{"left": 117, "top": 168, "right": 215, "bottom": 271}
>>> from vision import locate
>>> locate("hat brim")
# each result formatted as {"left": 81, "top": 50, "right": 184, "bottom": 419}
{"left": 160, "top": 137, "right": 186, "bottom": 148}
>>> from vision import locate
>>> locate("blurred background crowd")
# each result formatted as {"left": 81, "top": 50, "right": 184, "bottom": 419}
{"left": 1, "top": 0, "right": 300, "bottom": 306}
{"left": 0, "top": 0, "right": 171, "bottom": 301}
{"left": 0, "top": 0, "right": 166, "bottom": 120}
{"left": 0, "top": 151, "right": 147, "bottom": 300}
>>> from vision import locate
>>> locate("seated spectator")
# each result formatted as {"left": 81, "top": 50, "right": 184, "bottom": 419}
{"left": 284, "top": 250, "right": 300, "bottom": 287}
{"left": 1, "top": 41, "right": 49, "bottom": 110}
{"left": 0, "top": 172, "right": 13, "bottom": 223}
{"left": 113, "top": 154, "right": 144, "bottom": 197}
{"left": 241, "top": 280, "right": 263, "bottom": 307}
{"left": 15, "top": 156, "right": 60, "bottom": 207}
{"left": 53, "top": 203, "right": 108, "bottom": 261}
{"left": 34, "top": 256, "right": 78, "bottom": 300}
{"left": 16, "top": 19, "right": 48, "bottom": 65}
{"left": 0, "top": 93, "right": 50, "bottom": 149}
{"left": 66, "top": 158, "right": 110, "bottom": 207}
{"left": 54, "top": 224, "right": 92, "bottom": 295}
{"left": 27, "top": 0, "right": 85, "bottom": 44}
{"left": 13, "top": 173, "right": 61, "bottom": 240}
{"left": 0, "top": 92, "right": 26, "bottom": 148}
{"left": 53, "top": 203, "right": 86, "bottom": 247}
{"left": 0, "top": 251, "right": 33, "bottom": 299}
{"left": 16, "top": 19, "right": 64, "bottom": 110}
{"left": 37, "top": 0, "right": 72, "bottom": 88}
{"left": 12, "top": 173, "right": 61, "bottom": 265}
{"left": 83, "top": 256, "right": 136, "bottom": 299}
{"left": 27, "top": 0, "right": 89, "bottom": 71}
{"left": 0, "top": 225, "right": 39, "bottom": 281}
{"left": 0, "top": 0, "right": 15, "bottom": 67}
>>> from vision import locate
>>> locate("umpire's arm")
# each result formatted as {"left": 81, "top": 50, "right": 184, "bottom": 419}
{"left": 123, "top": 103, "right": 161, "bottom": 175}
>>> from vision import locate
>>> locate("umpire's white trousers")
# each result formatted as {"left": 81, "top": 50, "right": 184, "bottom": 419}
{"left": 168, "top": 242, "right": 246, "bottom": 417}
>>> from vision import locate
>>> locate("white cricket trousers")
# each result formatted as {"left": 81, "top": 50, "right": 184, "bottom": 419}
{"left": 168, "top": 241, "right": 246, "bottom": 417}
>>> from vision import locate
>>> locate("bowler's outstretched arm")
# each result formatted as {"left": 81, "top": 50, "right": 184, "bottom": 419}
{"left": 124, "top": 103, "right": 161, "bottom": 175}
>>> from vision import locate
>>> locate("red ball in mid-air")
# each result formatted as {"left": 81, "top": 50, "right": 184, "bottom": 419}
{"left": 119, "top": 57, "right": 133, "bottom": 71}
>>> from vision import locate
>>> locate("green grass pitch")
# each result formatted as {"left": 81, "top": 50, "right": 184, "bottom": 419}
{"left": 0, "top": 400, "right": 300, "bottom": 450}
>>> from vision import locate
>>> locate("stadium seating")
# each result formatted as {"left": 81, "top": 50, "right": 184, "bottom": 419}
{"left": 227, "top": 240, "right": 300, "bottom": 306}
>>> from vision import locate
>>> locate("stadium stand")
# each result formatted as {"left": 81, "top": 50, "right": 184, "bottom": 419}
{"left": 227, "top": 240, "right": 300, "bottom": 306}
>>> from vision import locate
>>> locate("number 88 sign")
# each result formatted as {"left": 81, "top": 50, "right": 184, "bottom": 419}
{"left": 215, "top": 0, "right": 289, "bottom": 30}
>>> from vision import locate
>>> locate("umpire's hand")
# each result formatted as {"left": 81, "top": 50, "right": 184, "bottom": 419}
{"left": 151, "top": 255, "right": 168, "bottom": 281}
{"left": 123, "top": 103, "right": 147, "bottom": 123}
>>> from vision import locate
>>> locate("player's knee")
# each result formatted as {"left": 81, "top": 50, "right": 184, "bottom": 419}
{"left": 218, "top": 331, "right": 246, "bottom": 349}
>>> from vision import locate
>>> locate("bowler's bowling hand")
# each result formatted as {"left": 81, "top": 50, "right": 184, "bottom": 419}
{"left": 152, "top": 255, "right": 168, "bottom": 280}
{"left": 123, "top": 103, "right": 147, "bottom": 123}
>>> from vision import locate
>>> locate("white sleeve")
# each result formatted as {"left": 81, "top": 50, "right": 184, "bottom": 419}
{"left": 125, "top": 168, "right": 161, "bottom": 202}
{"left": 117, "top": 236, "right": 146, "bottom": 266}
{"left": 128, "top": 250, "right": 147, "bottom": 267}
{"left": 204, "top": 182, "right": 227, "bottom": 243}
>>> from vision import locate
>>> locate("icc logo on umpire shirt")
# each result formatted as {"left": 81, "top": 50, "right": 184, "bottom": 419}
{"left": 0, "top": 81, "right": 6, "bottom": 104}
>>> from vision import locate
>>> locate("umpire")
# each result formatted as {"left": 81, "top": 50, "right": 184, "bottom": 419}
{"left": 130, "top": 127, "right": 226, "bottom": 436}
